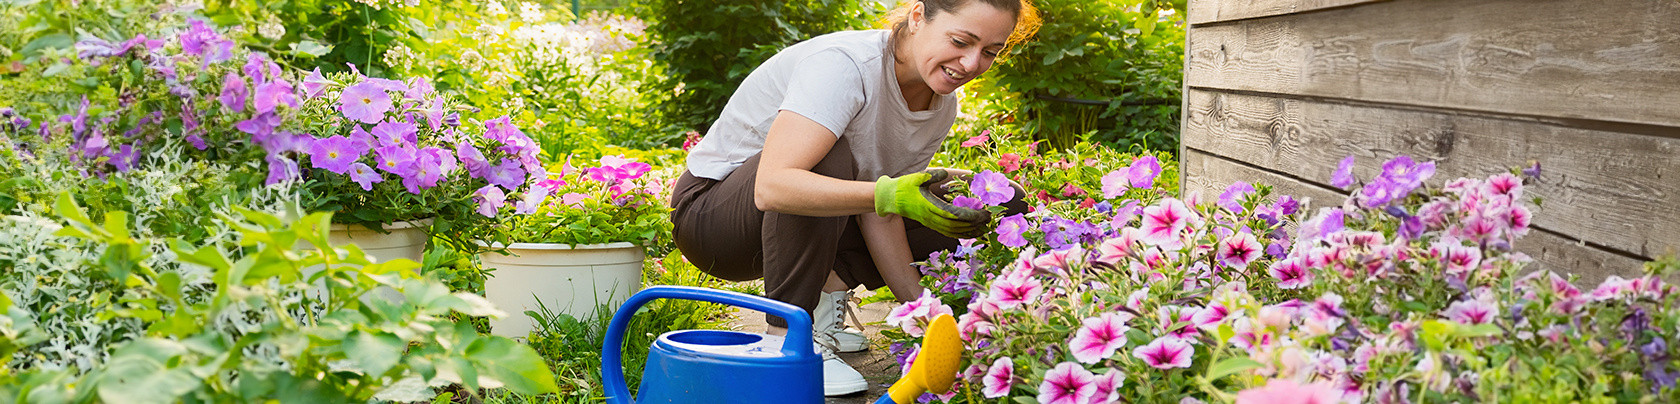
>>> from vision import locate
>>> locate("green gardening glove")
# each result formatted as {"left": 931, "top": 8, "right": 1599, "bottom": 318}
{"left": 874, "top": 170, "right": 992, "bottom": 239}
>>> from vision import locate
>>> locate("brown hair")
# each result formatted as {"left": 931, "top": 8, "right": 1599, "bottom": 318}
{"left": 882, "top": 0, "right": 1041, "bottom": 58}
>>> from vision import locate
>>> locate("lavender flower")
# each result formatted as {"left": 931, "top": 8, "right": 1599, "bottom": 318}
{"left": 1218, "top": 181, "right": 1255, "bottom": 213}
{"left": 374, "top": 144, "right": 418, "bottom": 177}
{"left": 265, "top": 155, "right": 300, "bottom": 185}
{"left": 971, "top": 170, "right": 1014, "bottom": 206}
{"left": 301, "top": 68, "right": 333, "bottom": 99}
{"left": 371, "top": 120, "right": 419, "bottom": 147}
{"left": 486, "top": 159, "right": 527, "bottom": 190}
{"left": 339, "top": 82, "right": 394, "bottom": 124}
{"left": 208, "top": 72, "right": 250, "bottom": 109}
{"left": 1331, "top": 155, "right": 1356, "bottom": 189}
{"left": 308, "top": 135, "right": 363, "bottom": 174}
{"left": 1127, "top": 155, "right": 1162, "bottom": 188}
{"left": 347, "top": 163, "right": 382, "bottom": 190}
{"left": 474, "top": 185, "right": 507, "bottom": 217}
{"left": 996, "top": 214, "right": 1030, "bottom": 248}
{"left": 180, "top": 20, "right": 234, "bottom": 63}
{"left": 252, "top": 79, "right": 299, "bottom": 114}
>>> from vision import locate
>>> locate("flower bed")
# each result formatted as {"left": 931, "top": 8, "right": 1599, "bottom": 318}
{"left": 888, "top": 152, "right": 1680, "bottom": 403}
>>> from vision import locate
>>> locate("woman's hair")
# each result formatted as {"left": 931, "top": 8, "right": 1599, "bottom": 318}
{"left": 882, "top": 0, "right": 1041, "bottom": 58}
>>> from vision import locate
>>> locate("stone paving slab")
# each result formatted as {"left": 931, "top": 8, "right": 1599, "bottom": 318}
{"left": 722, "top": 288, "right": 902, "bottom": 404}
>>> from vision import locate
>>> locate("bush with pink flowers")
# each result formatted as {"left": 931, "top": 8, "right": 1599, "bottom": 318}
{"left": 887, "top": 153, "right": 1680, "bottom": 403}
{"left": 469, "top": 154, "right": 671, "bottom": 248}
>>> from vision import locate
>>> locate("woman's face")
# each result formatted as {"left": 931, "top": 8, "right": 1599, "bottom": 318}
{"left": 904, "top": 2, "right": 1016, "bottom": 96}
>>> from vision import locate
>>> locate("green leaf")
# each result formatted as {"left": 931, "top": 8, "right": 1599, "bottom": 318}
{"left": 466, "top": 337, "right": 560, "bottom": 395}
{"left": 170, "top": 240, "right": 232, "bottom": 272}
{"left": 52, "top": 192, "right": 94, "bottom": 228}
{"left": 1205, "top": 357, "right": 1264, "bottom": 381}
{"left": 290, "top": 40, "right": 333, "bottom": 57}
{"left": 1455, "top": 323, "right": 1502, "bottom": 338}
{"left": 96, "top": 340, "right": 199, "bottom": 404}
{"left": 345, "top": 330, "right": 405, "bottom": 378}
{"left": 1013, "top": 397, "right": 1041, "bottom": 404}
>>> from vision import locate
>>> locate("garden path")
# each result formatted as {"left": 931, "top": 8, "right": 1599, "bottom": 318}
{"left": 723, "top": 287, "right": 901, "bottom": 404}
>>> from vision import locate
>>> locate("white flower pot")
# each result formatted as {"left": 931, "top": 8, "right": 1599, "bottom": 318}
{"left": 480, "top": 242, "right": 645, "bottom": 338}
{"left": 329, "top": 218, "right": 432, "bottom": 265}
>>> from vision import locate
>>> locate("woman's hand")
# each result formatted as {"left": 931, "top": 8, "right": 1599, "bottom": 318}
{"left": 874, "top": 170, "right": 991, "bottom": 238}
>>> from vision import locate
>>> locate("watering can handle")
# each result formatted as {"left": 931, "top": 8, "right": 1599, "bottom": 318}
{"left": 601, "top": 286, "right": 817, "bottom": 404}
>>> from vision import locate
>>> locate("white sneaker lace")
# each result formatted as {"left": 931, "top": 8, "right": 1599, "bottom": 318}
{"left": 816, "top": 291, "right": 848, "bottom": 353}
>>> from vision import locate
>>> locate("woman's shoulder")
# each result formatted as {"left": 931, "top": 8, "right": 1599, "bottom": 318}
{"left": 784, "top": 29, "right": 891, "bottom": 63}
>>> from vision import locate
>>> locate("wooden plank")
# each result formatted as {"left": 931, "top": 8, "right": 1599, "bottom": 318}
{"left": 1181, "top": 89, "right": 1680, "bottom": 259}
{"left": 1181, "top": 150, "right": 1650, "bottom": 283}
{"left": 1186, "top": 0, "right": 1680, "bottom": 128}
{"left": 1187, "top": 0, "right": 1387, "bottom": 25}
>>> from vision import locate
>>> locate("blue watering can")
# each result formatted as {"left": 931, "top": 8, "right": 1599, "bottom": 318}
{"left": 602, "top": 286, "right": 823, "bottom": 404}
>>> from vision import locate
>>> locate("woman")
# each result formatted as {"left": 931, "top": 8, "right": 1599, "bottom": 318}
{"left": 670, "top": 0, "right": 1038, "bottom": 396}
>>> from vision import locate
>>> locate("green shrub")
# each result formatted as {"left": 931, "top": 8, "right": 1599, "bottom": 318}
{"left": 634, "top": 0, "right": 885, "bottom": 134}
{"left": 970, "top": 0, "right": 1184, "bottom": 152}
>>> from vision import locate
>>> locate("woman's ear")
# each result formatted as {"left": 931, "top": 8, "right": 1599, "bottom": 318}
{"left": 908, "top": 1, "right": 926, "bottom": 34}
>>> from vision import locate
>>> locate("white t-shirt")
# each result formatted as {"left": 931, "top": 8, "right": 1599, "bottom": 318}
{"left": 686, "top": 29, "right": 960, "bottom": 181}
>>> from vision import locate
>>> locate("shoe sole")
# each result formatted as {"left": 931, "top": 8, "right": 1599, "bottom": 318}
{"left": 823, "top": 379, "right": 868, "bottom": 396}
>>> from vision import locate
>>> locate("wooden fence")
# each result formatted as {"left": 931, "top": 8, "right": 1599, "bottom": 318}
{"left": 1179, "top": 0, "right": 1680, "bottom": 282}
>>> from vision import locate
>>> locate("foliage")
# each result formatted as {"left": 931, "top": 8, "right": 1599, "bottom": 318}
{"left": 471, "top": 155, "right": 671, "bottom": 248}
{"left": 0, "top": 194, "right": 558, "bottom": 402}
{"left": 634, "top": 0, "right": 885, "bottom": 133}
{"left": 394, "top": 9, "right": 678, "bottom": 154}
{"left": 200, "top": 0, "right": 491, "bottom": 77}
{"left": 967, "top": 0, "right": 1184, "bottom": 152}
{"left": 884, "top": 154, "right": 1680, "bottom": 403}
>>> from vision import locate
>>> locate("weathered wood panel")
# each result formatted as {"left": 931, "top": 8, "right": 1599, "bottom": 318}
{"left": 1187, "top": 0, "right": 1387, "bottom": 25}
{"left": 1182, "top": 89, "right": 1680, "bottom": 259}
{"left": 1186, "top": 0, "right": 1680, "bottom": 128}
{"left": 1181, "top": 150, "right": 1649, "bottom": 282}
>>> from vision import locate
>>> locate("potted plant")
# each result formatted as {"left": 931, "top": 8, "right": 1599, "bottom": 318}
{"left": 473, "top": 154, "right": 670, "bottom": 337}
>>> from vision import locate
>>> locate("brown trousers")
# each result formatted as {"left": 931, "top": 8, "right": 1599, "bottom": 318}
{"left": 671, "top": 140, "right": 996, "bottom": 327}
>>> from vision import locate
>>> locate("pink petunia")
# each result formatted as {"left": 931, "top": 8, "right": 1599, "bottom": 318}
{"left": 1441, "top": 299, "right": 1498, "bottom": 325}
{"left": 513, "top": 184, "right": 553, "bottom": 215}
{"left": 982, "top": 357, "right": 1014, "bottom": 398}
{"left": 1036, "top": 362, "right": 1097, "bottom": 404}
{"left": 998, "top": 153, "right": 1023, "bottom": 173}
{"left": 347, "top": 163, "right": 381, "bottom": 191}
{"left": 1235, "top": 379, "right": 1343, "bottom": 404}
{"left": 1268, "top": 258, "right": 1314, "bottom": 290}
{"left": 1100, "top": 169, "right": 1130, "bottom": 199}
{"left": 1217, "top": 232, "right": 1264, "bottom": 269}
{"left": 1094, "top": 233, "right": 1137, "bottom": 266}
{"left": 1191, "top": 304, "right": 1231, "bottom": 330}
{"left": 988, "top": 274, "right": 1043, "bottom": 310}
{"left": 1139, "top": 198, "right": 1192, "bottom": 246}
{"left": 1085, "top": 369, "right": 1124, "bottom": 404}
{"left": 1127, "top": 155, "right": 1162, "bottom": 188}
{"left": 1132, "top": 336, "right": 1194, "bottom": 369}
{"left": 1069, "top": 312, "right": 1133, "bottom": 364}
{"left": 961, "top": 134, "right": 988, "bottom": 147}
{"left": 886, "top": 289, "right": 954, "bottom": 337}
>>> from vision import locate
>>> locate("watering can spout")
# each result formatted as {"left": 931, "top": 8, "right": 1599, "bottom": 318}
{"left": 602, "top": 286, "right": 822, "bottom": 404}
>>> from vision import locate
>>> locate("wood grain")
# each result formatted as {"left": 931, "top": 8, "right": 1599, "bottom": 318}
{"left": 1182, "top": 89, "right": 1680, "bottom": 259}
{"left": 1187, "top": 0, "right": 1387, "bottom": 25}
{"left": 1181, "top": 149, "right": 1650, "bottom": 282}
{"left": 1186, "top": 0, "right": 1680, "bottom": 128}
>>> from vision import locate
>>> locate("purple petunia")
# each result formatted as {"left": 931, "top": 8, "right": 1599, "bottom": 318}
{"left": 951, "top": 196, "right": 982, "bottom": 210}
{"left": 219, "top": 73, "right": 247, "bottom": 112}
{"left": 1331, "top": 155, "right": 1356, "bottom": 189}
{"left": 995, "top": 214, "right": 1030, "bottom": 248}
{"left": 301, "top": 68, "right": 333, "bottom": 99}
{"left": 1036, "top": 362, "right": 1097, "bottom": 404}
{"left": 235, "top": 112, "right": 282, "bottom": 139}
{"left": 253, "top": 79, "right": 299, "bottom": 114}
{"left": 1127, "top": 155, "right": 1162, "bottom": 189}
{"left": 474, "top": 185, "right": 507, "bottom": 217}
{"left": 347, "top": 163, "right": 382, "bottom": 190}
{"left": 374, "top": 144, "right": 419, "bottom": 176}
{"left": 180, "top": 20, "right": 234, "bottom": 63}
{"left": 339, "top": 82, "right": 394, "bottom": 124}
{"left": 486, "top": 158, "right": 527, "bottom": 190}
{"left": 971, "top": 170, "right": 1013, "bottom": 206}
{"left": 371, "top": 120, "right": 419, "bottom": 147}
{"left": 308, "top": 135, "right": 364, "bottom": 174}
{"left": 265, "top": 155, "right": 301, "bottom": 186}
{"left": 1218, "top": 181, "right": 1255, "bottom": 213}
{"left": 457, "top": 142, "right": 491, "bottom": 178}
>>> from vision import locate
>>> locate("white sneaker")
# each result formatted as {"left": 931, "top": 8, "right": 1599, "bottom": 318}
{"left": 817, "top": 342, "right": 867, "bottom": 396}
{"left": 814, "top": 290, "right": 869, "bottom": 353}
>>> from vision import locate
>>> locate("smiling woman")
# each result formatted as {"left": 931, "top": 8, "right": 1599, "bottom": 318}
{"left": 669, "top": 0, "right": 1038, "bottom": 397}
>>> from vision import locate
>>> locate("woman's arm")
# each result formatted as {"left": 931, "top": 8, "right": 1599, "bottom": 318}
{"left": 754, "top": 110, "right": 877, "bottom": 216}
{"left": 856, "top": 213, "right": 923, "bottom": 301}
